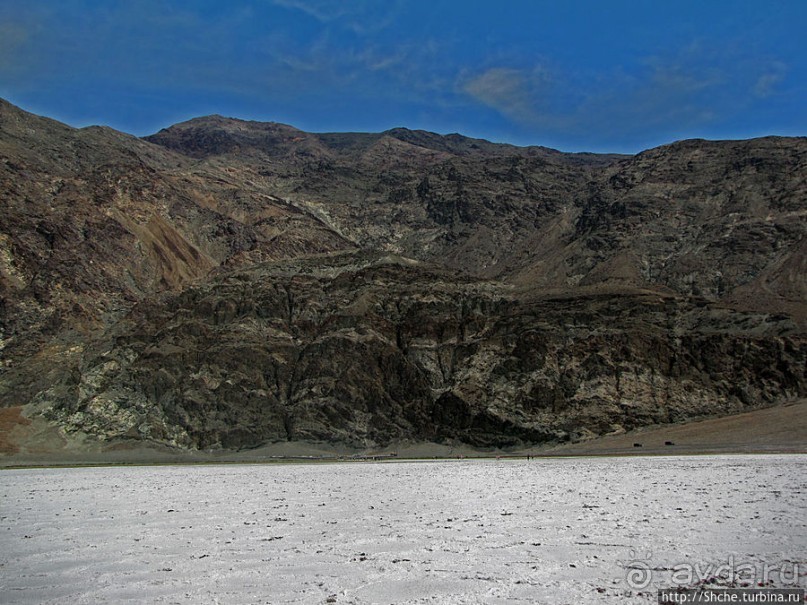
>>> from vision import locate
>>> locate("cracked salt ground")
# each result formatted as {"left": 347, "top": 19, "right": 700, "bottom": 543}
{"left": 1, "top": 455, "right": 805, "bottom": 604}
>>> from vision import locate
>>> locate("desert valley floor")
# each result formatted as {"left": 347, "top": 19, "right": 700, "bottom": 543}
{"left": 1, "top": 455, "right": 805, "bottom": 604}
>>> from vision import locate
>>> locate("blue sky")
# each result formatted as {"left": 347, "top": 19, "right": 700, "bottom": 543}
{"left": 1, "top": 0, "right": 805, "bottom": 153}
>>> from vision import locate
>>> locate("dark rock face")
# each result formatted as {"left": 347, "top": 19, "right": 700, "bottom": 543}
{"left": 43, "top": 256, "right": 805, "bottom": 450}
{"left": 1, "top": 98, "right": 805, "bottom": 450}
{"left": 572, "top": 138, "right": 807, "bottom": 303}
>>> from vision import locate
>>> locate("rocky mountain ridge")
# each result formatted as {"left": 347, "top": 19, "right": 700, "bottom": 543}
{"left": 0, "top": 98, "right": 804, "bottom": 452}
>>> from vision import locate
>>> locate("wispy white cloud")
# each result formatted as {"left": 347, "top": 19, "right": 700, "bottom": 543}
{"left": 753, "top": 62, "right": 787, "bottom": 97}
{"left": 270, "top": 0, "right": 399, "bottom": 35}
{"left": 0, "top": 21, "right": 31, "bottom": 75}
{"left": 271, "top": 0, "right": 349, "bottom": 22}
{"left": 459, "top": 42, "right": 791, "bottom": 146}
{"left": 462, "top": 67, "right": 549, "bottom": 124}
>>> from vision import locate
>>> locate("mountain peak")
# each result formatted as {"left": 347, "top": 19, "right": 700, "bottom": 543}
{"left": 144, "top": 115, "right": 309, "bottom": 158}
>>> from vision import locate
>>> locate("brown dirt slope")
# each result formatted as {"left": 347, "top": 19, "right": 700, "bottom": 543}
{"left": 0, "top": 407, "right": 30, "bottom": 454}
{"left": 542, "top": 399, "right": 807, "bottom": 455}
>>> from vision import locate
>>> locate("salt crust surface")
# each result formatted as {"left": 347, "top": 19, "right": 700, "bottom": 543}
{"left": 1, "top": 455, "right": 805, "bottom": 603}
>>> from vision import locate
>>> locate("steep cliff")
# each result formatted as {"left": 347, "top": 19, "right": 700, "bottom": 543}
{"left": 41, "top": 254, "right": 804, "bottom": 449}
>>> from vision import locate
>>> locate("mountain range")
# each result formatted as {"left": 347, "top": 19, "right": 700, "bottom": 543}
{"left": 0, "top": 98, "right": 804, "bottom": 455}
